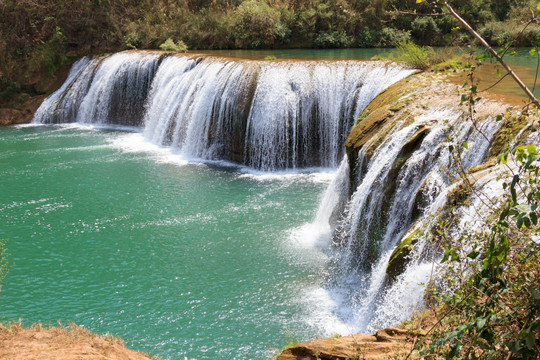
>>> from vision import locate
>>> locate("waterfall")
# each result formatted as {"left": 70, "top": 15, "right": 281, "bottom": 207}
{"left": 323, "top": 107, "right": 501, "bottom": 332}
{"left": 35, "top": 50, "right": 500, "bottom": 334}
{"left": 33, "top": 51, "right": 414, "bottom": 171}
{"left": 33, "top": 52, "right": 161, "bottom": 126}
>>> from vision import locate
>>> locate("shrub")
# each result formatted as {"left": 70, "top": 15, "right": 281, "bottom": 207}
{"left": 159, "top": 38, "right": 188, "bottom": 52}
{"left": 123, "top": 31, "right": 142, "bottom": 50}
{"left": 478, "top": 21, "right": 512, "bottom": 46}
{"left": 357, "top": 29, "right": 378, "bottom": 48}
{"left": 421, "top": 145, "right": 540, "bottom": 359}
{"left": 390, "top": 40, "right": 432, "bottom": 70}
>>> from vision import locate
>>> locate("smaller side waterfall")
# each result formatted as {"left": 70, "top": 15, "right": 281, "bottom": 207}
{"left": 323, "top": 106, "right": 500, "bottom": 332}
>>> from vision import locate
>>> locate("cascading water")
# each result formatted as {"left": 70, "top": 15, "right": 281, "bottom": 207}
{"left": 318, "top": 106, "right": 501, "bottom": 332}
{"left": 33, "top": 51, "right": 414, "bottom": 171}
{"left": 33, "top": 52, "right": 161, "bottom": 126}
{"left": 32, "top": 50, "right": 503, "bottom": 340}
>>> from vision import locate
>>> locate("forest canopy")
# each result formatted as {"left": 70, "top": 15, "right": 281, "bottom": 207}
{"left": 1, "top": 0, "right": 539, "bottom": 96}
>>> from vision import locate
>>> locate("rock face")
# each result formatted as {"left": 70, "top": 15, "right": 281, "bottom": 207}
{"left": 0, "top": 64, "right": 72, "bottom": 126}
{"left": 0, "top": 322, "right": 152, "bottom": 360}
{"left": 0, "top": 95, "right": 46, "bottom": 126}
{"left": 277, "top": 327, "right": 420, "bottom": 360}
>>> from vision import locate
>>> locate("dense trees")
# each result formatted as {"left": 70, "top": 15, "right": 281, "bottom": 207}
{"left": 1, "top": 0, "right": 540, "bottom": 98}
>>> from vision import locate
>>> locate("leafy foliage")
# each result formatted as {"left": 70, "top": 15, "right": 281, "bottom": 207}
{"left": 231, "top": 0, "right": 289, "bottom": 48}
{"left": 159, "top": 38, "right": 188, "bottom": 53}
{"left": 421, "top": 144, "right": 540, "bottom": 359}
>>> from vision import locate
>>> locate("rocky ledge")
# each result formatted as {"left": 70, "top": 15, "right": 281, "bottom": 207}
{"left": 277, "top": 327, "right": 423, "bottom": 360}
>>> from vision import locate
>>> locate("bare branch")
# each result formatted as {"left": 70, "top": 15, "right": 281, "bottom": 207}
{"left": 442, "top": 1, "right": 540, "bottom": 109}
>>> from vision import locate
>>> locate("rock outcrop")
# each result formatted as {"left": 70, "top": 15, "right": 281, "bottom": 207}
{"left": 277, "top": 327, "right": 421, "bottom": 360}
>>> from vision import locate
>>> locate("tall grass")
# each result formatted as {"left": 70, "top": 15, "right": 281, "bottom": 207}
{"left": 390, "top": 40, "right": 462, "bottom": 71}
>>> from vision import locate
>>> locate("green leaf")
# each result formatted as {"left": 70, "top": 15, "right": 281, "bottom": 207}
{"left": 511, "top": 174, "right": 519, "bottom": 187}
{"left": 476, "top": 317, "right": 487, "bottom": 329}
{"left": 531, "top": 211, "right": 538, "bottom": 225}
{"left": 530, "top": 48, "right": 537, "bottom": 56}
{"left": 526, "top": 331, "right": 535, "bottom": 349}
{"left": 462, "top": 141, "right": 468, "bottom": 149}
{"left": 527, "top": 144, "right": 537, "bottom": 155}
{"left": 537, "top": 2, "right": 540, "bottom": 14}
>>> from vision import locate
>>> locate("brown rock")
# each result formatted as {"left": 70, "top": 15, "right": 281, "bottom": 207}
{"left": 375, "top": 327, "right": 409, "bottom": 342}
{"left": 277, "top": 328, "right": 420, "bottom": 360}
{"left": 0, "top": 108, "right": 25, "bottom": 126}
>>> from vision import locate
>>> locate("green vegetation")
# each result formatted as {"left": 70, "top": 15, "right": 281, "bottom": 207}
{"left": 1, "top": 0, "right": 539, "bottom": 100}
{"left": 419, "top": 143, "right": 540, "bottom": 359}
{"left": 158, "top": 38, "right": 188, "bottom": 53}
{"left": 388, "top": 40, "right": 446, "bottom": 70}
{"left": 408, "top": 3, "right": 540, "bottom": 356}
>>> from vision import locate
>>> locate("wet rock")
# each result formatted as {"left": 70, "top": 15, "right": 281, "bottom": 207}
{"left": 386, "top": 231, "right": 419, "bottom": 283}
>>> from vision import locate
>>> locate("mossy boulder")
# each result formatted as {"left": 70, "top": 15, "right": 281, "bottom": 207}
{"left": 386, "top": 230, "right": 419, "bottom": 283}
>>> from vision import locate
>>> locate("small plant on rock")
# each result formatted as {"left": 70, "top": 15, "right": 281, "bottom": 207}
{"left": 159, "top": 38, "right": 188, "bottom": 53}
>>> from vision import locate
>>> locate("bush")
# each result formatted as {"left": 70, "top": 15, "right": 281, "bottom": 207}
{"left": 478, "top": 21, "right": 512, "bottom": 46}
{"left": 123, "top": 31, "right": 142, "bottom": 50}
{"left": 421, "top": 145, "right": 540, "bottom": 359}
{"left": 159, "top": 38, "right": 188, "bottom": 52}
{"left": 357, "top": 29, "right": 379, "bottom": 48}
{"left": 390, "top": 40, "right": 433, "bottom": 70}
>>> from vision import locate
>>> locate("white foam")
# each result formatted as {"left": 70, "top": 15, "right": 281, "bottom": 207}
{"left": 301, "top": 287, "right": 355, "bottom": 336}
{"left": 288, "top": 222, "right": 332, "bottom": 249}
{"left": 108, "top": 132, "right": 189, "bottom": 166}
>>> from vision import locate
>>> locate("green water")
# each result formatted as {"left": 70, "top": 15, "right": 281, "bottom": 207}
{"left": 192, "top": 48, "right": 393, "bottom": 60}
{"left": 0, "top": 125, "right": 338, "bottom": 359}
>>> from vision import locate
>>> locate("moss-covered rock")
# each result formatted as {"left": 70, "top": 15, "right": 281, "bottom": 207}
{"left": 489, "top": 115, "right": 532, "bottom": 157}
{"left": 386, "top": 230, "right": 420, "bottom": 283}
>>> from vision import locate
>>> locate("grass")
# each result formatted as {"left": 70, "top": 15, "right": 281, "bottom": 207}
{"left": 389, "top": 41, "right": 464, "bottom": 71}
